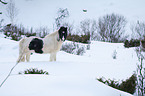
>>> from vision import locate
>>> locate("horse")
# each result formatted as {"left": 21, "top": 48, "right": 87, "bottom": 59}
{"left": 17, "top": 26, "right": 67, "bottom": 63}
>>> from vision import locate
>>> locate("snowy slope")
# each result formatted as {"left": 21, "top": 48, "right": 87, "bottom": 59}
{"left": 0, "top": 37, "right": 137, "bottom": 96}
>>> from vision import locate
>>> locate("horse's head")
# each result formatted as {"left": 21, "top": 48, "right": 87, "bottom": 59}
{"left": 58, "top": 26, "right": 67, "bottom": 42}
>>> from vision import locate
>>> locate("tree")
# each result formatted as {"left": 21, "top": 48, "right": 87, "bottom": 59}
{"left": 131, "top": 21, "right": 145, "bottom": 40}
{"left": 55, "top": 8, "right": 69, "bottom": 29}
{"left": 136, "top": 47, "right": 145, "bottom": 96}
{"left": 79, "top": 19, "right": 98, "bottom": 41}
{"left": 6, "top": 0, "right": 19, "bottom": 25}
{"left": 90, "top": 20, "right": 98, "bottom": 40}
{"left": 97, "top": 13, "right": 127, "bottom": 42}
{"left": 0, "top": 0, "right": 7, "bottom": 14}
{"left": 0, "top": 19, "right": 4, "bottom": 32}
{"left": 63, "top": 22, "right": 74, "bottom": 35}
{"left": 80, "top": 19, "right": 91, "bottom": 36}
{"left": 35, "top": 26, "right": 50, "bottom": 38}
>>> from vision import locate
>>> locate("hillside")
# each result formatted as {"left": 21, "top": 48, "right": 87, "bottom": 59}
{"left": 0, "top": 37, "right": 137, "bottom": 96}
{"left": 1, "top": 0, "right": 144, "bottom": 95}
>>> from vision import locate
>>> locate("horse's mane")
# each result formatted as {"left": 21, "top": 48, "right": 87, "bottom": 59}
{"left": 45, "top": 30, "right": 58, "bottom": 38}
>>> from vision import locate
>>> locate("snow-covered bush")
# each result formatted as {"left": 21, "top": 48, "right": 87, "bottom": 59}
{"left": 86, "top": 44, "right": 90, "bottom": 50}
{"left": 76, "top": 46, "right": 85, "bottom": 55}
{"left": 19, "top": 68, "right": 49, "bottom": 75}
{"left": 97, "top": 77, "right": 120, "bottom": 90}
{"left": 61, "top": 41, "right": 88, "bottom": 55}
{"left": 97, "top": 74, "right": 137, "bottom": 94}
{"left": 2, "top": 24, "right": 50, "bottom": 41}
{"left": 119, "top": 74, "right": 137, "bottom": 95}
{"left": 112, "top": 50, "right": 117, "bottom": 59}
{"left": 61, "top": 42, "right": 76, "bottom": 54}
{"left": 3, "top": 24, "right": 36, "bottom": 41}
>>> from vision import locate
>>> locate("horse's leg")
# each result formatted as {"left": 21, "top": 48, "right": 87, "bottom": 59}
{"left": 50, "top": 53, "right": 53, "bottom": 62}
{"left": 54, "top": 53, "right": 56, "bottom": 61}
{"left": 50, "top": 52, "right": 56, "bottom": 61}
{"left": 26, "top": 52, "right": 31, "bottom": 62}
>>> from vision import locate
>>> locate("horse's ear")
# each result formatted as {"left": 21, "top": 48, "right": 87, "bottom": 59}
{"left": 59, "top": 26, "right": 67, "bottom": 31}
{"left": 65, "top": 27, "right": 67, "bottom": 31}
{"left": 65, "top": 27, "right": 68, "bottom": 35}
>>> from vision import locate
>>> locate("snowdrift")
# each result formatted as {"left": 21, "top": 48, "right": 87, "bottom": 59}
{"left": 0, "top": 37, "right": 137, "bottom": 96}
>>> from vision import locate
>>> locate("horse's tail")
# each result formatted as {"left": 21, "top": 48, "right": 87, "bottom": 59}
{"left": 19, "top": 38, "right": 25, "bottom": 54}
{"left": 17, "top": 38, "right": 26, "bottom": 63}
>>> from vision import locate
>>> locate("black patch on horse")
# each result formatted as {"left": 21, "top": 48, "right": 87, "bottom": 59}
{"left": 29, "top": 38, "right": 43, "bottom": 54}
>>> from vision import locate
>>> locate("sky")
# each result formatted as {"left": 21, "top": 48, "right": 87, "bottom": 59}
{"left": 1, "top": 0, "right": 145, "bottom": 35}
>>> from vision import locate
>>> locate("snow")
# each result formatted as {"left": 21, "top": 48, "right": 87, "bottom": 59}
{"left": 0, "top": 0, "right": 144, "bottom": 95}
{"left": 0, "top": 37, "right": 137, "bottom": 96}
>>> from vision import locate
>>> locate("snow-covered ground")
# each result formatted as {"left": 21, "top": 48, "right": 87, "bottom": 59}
{"left": 0, "top": 37, "right": 138, "bottom": 96}
{"left": 0, "top": 0, "right": 144, "bottom": 95}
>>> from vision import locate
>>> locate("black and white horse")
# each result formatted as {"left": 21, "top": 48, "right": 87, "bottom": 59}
{"left": 17, "top": 27, "right": 67, "bottom": 63}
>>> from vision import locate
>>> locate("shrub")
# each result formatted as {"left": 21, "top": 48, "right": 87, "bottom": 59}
{"left": 97, "top": 77, "right": 120, "bottom": 90}
{"left": 61, "top": 42, "right": 76, "bottom": 54}
{"left": 97, "top": 74, "right": 137, "bottom": 94}
{"left": 19, "top": 68, "right": 49, "bottom": 75}
{"left": 119, "top": 74, "right": 137, "bottom": 94}
{"left": 124, "top": 40, "right": 130, "bottom": 48}
{"left": 86, "top": 44, "right": 90, "bottom": 50}
{"left": 3, "top": 24, "right": 36, "bottom": 41}
{"left": 3, "top": 24, "right": 50, "bottom": 41}
{"left": 61, "top": 42, "right": 86, "bottom": 55}
{"left": 124, "top": 39, "right": 140, "bottom": 48}
{"left": 67, "top": 33, "right": 90, "bottom": 44}
{"left": 76, "top": 47, "right": 85, "bottom": 55}
{"left": 112, "top": 50, "right": 117, "bottom": 59}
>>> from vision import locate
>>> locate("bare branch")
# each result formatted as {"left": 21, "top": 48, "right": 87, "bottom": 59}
{"left": 97, "top": 13, "right": 127, "bottom": 42}
{"left": 6, "top": 0, "right": 19, "bottom": 25}
{"left": 0, "top": 0, "right": 7, "bottom": 4}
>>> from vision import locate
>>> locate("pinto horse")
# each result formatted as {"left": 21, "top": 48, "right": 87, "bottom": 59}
{"left": 17, "top": 27, "right": 67, "bottom": 63}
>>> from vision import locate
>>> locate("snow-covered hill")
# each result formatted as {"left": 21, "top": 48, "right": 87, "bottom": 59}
{"left": 0, "top": 37, "right": 137, "bottom": 96}
{"left": 0, "top": 0, "right": 144, "bottom": 95}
